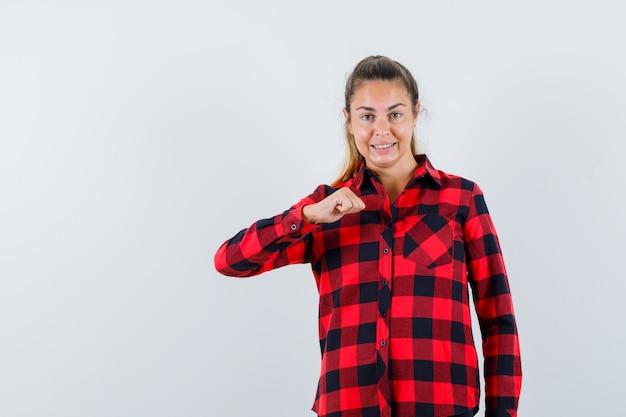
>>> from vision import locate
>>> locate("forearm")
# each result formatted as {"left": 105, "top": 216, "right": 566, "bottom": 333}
{"left": 214, "top": 205, "right": 317, "bottom": 277}
{"left": 480, "top": 303, "right": 522, "bottom": 417}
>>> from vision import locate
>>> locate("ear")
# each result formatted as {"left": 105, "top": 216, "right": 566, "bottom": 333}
{"left": 413, "top": 102, "right": 421, "bottom": 127}
{"left": 342, "top": 108, "right": 352, "bottom": 134}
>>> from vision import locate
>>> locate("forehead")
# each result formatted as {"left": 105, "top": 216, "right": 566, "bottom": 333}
{"left": 351, "top": 80, "right": 410, "bottom": 108}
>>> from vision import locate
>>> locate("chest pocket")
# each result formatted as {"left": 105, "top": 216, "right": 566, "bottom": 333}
{"left": 403, "top": 214, "right": 453, "bottom": 268}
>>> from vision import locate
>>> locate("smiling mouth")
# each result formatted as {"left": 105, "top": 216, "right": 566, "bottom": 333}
{"left": 372, "top": 143, "right": 395, "bottom": 149}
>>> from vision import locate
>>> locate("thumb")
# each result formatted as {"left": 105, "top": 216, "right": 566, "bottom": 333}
{"left": 334, "top": 198, "right": 346, "bottom": 212}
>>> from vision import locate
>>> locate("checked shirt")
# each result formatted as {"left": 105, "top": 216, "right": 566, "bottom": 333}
{"left": 214, "top": 155, "right": 522, "bottom": 417}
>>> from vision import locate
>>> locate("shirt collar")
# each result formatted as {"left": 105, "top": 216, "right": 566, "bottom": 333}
{"left": 353, "top": 154, "right": 441, "bottom": 191}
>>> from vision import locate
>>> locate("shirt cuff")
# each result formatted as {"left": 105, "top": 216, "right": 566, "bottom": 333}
{"left": 282, "top": 206, "right": 318, "bottom": 236}
{"left": 486, "top": 409, "right": 513, "bottom": 417}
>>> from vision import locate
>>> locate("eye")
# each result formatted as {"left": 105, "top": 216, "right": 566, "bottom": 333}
{"left": 390, "top": 112, "right": 402, "bottom": 119}
{"left": 360, "top": 114, "right": 373, "bottom": 121}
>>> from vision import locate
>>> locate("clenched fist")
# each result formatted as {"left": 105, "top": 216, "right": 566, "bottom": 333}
{"left": 302, "top": 187, "right": 366, "bottom": 224}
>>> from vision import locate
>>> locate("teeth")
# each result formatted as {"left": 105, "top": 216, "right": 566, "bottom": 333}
{"left": 373, "top": 143, "right": 394, "bottom": 149}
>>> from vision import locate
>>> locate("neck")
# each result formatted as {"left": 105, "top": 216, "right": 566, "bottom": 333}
{"left": 372, "top": 158, "right": 419, "bottom": 203}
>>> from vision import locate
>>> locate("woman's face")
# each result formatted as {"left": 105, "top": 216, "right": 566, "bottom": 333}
{"left": 344, "top": 80, "right": 419, "bottom": 174}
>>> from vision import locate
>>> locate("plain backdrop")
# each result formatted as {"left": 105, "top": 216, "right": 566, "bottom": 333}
{"left": 1, "top": 1, "right": 625, "bottom": 416}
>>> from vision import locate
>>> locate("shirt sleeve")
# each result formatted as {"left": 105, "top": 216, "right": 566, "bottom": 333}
{"left": 463, "top": 183, "right": 522, "bottom": 417}
{"left": 213, "top": 185, "right": 328, "bottom": 277}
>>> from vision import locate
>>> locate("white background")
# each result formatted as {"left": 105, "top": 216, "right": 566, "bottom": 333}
{"left": 1, "top": 1, "right": 625, "bottom": 416}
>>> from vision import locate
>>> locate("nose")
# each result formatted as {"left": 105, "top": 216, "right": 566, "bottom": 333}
{"left": 375, "top": 119, "right": 390, "bottom": 136}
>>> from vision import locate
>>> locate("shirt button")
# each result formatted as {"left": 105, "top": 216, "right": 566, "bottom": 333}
{"left": 383, "top": 248, "right": 389, "bottom": 254}
{"left": 382, "top": 280, "right": 388, "bottom": 286}
{"left": 290, "top": 223, "right": 297, "bottom": 231}
{"left": 380, "top": 340, "right": 386, "bottom": 347}
{"left": 381, "top": 312, "right": 387, "bottom": 317}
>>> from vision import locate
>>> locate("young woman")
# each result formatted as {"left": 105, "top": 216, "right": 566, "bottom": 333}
{"left": 214, "top": 56, "right": 521, "bottom": 417}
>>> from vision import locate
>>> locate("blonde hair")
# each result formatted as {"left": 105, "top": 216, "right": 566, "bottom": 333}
{"left": 332, "top": 56, "right": 420, "bottom": 186}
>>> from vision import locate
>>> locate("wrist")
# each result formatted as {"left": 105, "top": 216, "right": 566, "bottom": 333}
{"left": 302, "top": 204, "right": 319, "bottom": 224}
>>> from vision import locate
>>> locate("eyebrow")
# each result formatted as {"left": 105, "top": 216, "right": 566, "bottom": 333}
{"left": 355, "top": 103, "right": 407, "bottom": 112}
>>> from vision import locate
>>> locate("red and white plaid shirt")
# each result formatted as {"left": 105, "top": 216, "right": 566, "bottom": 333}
{"left": 214, "top": 155, "right": 521, "bottom": 417}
